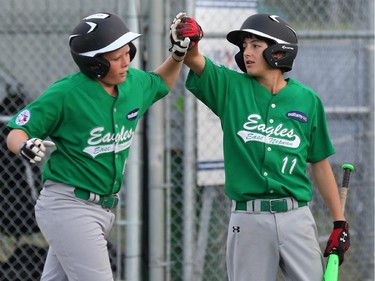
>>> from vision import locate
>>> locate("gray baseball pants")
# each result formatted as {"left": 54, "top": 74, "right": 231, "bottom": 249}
{"left": 35, "top": 180, "right": 115, "bottom": 281}
{"left": 226, "top": 203, "right": 324, "bottom": 281}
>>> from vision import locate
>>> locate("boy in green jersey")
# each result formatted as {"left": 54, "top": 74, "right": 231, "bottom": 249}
{"left": 175, "top": 14, "right": 350, "bottom": 280}
{"left": 6, "top": 12, "right": 190, "bottom": 281}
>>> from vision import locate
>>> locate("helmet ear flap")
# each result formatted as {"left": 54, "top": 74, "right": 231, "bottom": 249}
{"left": 90, "top": 56, "right": 110, "bottom": 78}
{"left": 234, "top": 51, "right": 247, "bottom": 73}
{"left": 128, "top": 42, "right": 137, "bottom": 62}
{"left": 262, "top": 44, "right": 298, "bottom": 72}
{"left": 71, "top": 50, "right": 110, "bottom": 79}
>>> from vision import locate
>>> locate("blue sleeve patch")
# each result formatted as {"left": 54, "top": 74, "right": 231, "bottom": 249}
{"left": 127, "top": 108, "right": 139, "bottom": 121}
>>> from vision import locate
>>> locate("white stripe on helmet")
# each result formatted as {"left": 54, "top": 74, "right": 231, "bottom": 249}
{"left": 241, "top": 28, "right": 290, "bottom": 44}
{"left": 79, "top": 32, "right": 141, "bottom": 57}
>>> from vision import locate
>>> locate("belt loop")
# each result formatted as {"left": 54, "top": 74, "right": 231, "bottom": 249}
{"left": 88, "top": 192, "right": 100, "bottom": 203}
{"left": 290, "top": 197, "right": 298, "bottom": 210}
{"left": 285, "top": 197, "right": 293, "bottom": 210}
{"left": 231, "top": 200, "right": 237, "bottom": 212}
{"left": 246, "top": 201, "right": 254, "bottom": 213}
{"left": 253, "top": 200, "right": 261, "bottom": 214}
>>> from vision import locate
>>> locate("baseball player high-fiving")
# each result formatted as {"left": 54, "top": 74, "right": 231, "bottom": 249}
{"left": 176, "top": 13, "right": 350, "bottom": 281}
{"left": 6, "top": 12, "right": 189, "bottom": 281}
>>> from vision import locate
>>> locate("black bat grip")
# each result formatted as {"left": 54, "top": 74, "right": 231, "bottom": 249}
{"left": 341, "top": 164, "right": 354, "bottom": 188}
{"left": 342, "top": 170, "right": 351, "bottom": 188}
{"left": 340, "top": 164, "right": 354, "bottom": 213}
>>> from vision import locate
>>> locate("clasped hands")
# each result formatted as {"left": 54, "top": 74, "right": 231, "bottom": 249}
{"left": 169, "top": 12, "right": 203, "bottom": 61}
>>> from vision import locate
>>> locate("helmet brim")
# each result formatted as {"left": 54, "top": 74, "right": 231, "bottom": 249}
{"left": 226, "top": 30, "right": 245, "bottom": 47}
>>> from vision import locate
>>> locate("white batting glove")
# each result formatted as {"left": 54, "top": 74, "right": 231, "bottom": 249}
{"left": 20, "top": 138, "right": 55, "bottom": 163}
{"left": 169, "top": 12, "right": 191, "bottom": 62}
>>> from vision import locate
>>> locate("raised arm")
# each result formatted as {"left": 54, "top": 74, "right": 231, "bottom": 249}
{"left": 154, "top": 55, "right": 185, "bottom": 90}
{"left": 184, "top": 44, "right": 206, "bottom": 77}
{"left": 154, "top": 13, "right": 190, "bottom": 90}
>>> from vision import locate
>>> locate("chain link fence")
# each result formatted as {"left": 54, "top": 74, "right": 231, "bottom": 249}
{"left": 0, "top": 0, "right": 373, "bottom": 280}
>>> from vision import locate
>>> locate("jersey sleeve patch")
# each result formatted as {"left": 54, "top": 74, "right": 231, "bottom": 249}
{"left": 15, "top": 109, "right": 31, "bottom": 126}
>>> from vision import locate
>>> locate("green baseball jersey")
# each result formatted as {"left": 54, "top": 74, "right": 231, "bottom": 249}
{"left": 8, "top": 69, "right": 169, "bottom": 195}
{"left": 186, "top": 57, "right": 335, "bottom": 202}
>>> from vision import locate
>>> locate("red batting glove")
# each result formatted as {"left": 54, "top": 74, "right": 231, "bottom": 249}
{"left": 169, "top": 13, "right": 191, "bottom": 61}
{"left": 324, "top": 221, "right": 350, "bottom": 265}
{"left": 176, "top": 17, "right": 204, "bottom": 50}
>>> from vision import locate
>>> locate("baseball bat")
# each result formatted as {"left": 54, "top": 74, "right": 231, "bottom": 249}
{"left": 324, "top": 163, "right": 355, "bottom": 281}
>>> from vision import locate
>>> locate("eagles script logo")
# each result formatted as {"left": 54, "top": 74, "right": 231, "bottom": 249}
{"left": 83, "top": 126, "right": 134, "bottom": 158}
{"left": 237, "top": 114, "right": 301, "bottom": 148}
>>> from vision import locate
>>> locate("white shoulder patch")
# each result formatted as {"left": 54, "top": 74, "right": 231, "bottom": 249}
{"left": 15, "top": 109, "right": 31, "bottom": 126}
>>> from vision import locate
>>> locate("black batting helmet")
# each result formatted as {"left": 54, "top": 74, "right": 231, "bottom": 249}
{"left": 69, "top": 12, "right": 141, "bottom": 79}
{"left": 226, "top": 14, "right": 298, "bottom": 72}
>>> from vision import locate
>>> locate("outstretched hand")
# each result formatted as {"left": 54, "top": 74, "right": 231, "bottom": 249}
{"left": 20, "top": 138, "right": 55, "bottom": 163}
{"left": 169, "top": 12, "right": 191, "bottom": 62}
{"left": 176, "top": 16, "right": 204, "bottom": 50}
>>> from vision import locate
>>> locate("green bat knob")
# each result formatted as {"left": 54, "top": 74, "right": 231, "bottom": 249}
{"left": 341, "top": 163, "right": 354, "bottom": 188}
{"left": 342, "top": 163, "right": 355, "bottom": 171}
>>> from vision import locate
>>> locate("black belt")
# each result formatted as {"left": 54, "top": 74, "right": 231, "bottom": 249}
{"left": 234, "top": 198, "right": 307, "bottom": 213}
{"left": 74, "top": 188, "right": 119, "bottom": 209}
